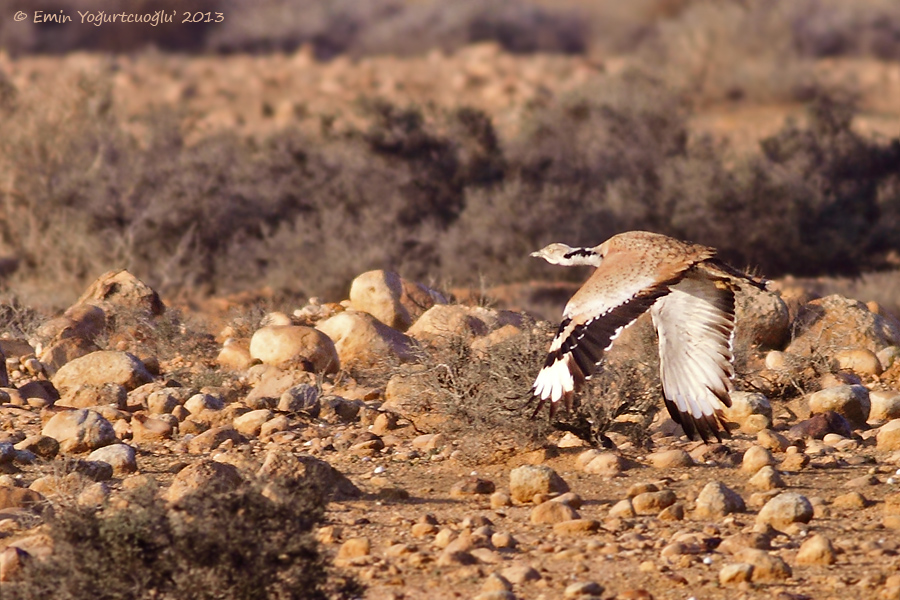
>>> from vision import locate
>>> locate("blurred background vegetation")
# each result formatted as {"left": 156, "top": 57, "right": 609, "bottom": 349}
{"left": 0, "top": 0, "right": 898, "bottom": 311}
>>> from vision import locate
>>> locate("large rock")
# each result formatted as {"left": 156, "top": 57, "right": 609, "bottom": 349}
{"left": 277, "top": 384, "right": 320, "bottom": 414}
{"left": 233, "top": 409, "right": 272, "bottom": 437}
{"left": 51, "top": 351, "right": 153, "bottom": 393}
{"left": 87, "top": 443, "right": 137, "bottom": 475}
{"left": 648, "top": 449, "right": 694, "bottom": 468}
{"left": 184, "top": 393, "right": 224, "bottom": 415}
{"left": 796, "top": 534, "right": 836, "bottom": 566}
{"left": 146, "top": 389, "right": 181, "bottom": 414}
{"left": 187, "top": 426, "right": 245, "bottom": 454}
{"left": 734, "top": 548, "right": 792, "bottom": 581}
{"left": 632, "top": 490, "right": 677, "bottom": 515}
{"left": 869, "top": 390, "right": 900, "bottom": 422}
{"left": 349, "top": 270, "right": 411, "bottom": 330}
{"left": 723, "top": 392, "right": 772, "bottom": 433}
{"left": 14, "top": 435, "right": 59, "bottom": 459}
{"left": 244, "top": 366, "right": 317, "bottom": 408}
{"left": 381, "top": 368, "right": 443, "bottom": 427}
{"left": 741, "top": 445, "right": 775, "bottom": 473}
{"left": 734, "top": 285, "right": 790, "bottom": 350}
{"left": 694, "top": 481, "right": 745, "bottom": 518}
{"left": 216, "top": 338, "right": 255, "bottom": 371}
{"left": 756, "top": 492, "right": 814, "bottom": 530}
{"left": 530, "top": 500, "right": 579, "bottom": 524}
{"left": 131, "top": 413, "right": 175, "bottom": 443}
{"left": 75, "top": 269, "right": 164, "bottom": 317}
{"left": 256, "top": 450, "right": 361, "bottom": 499}
{"left": 788, "top": 411, "right": 853, "bottom": 439}
{"left": 316, "top": 310, "right": 417, "bottom": 368}
{"left": 167, "top": 459, "right": 243, "bottom": 503}
{"left": 509, "top": 465, "right": 569, "bottom": 503}
{"left": 31, "top": 304, "right": 107, "bottom": 361}
{"left": 877, "top": 419, "right": 900, "bottom": 451}
{"left": 42, "top": 409, "right": 117, "bottom": 453}
{"left": 879, "top": 346, "right": 900, "bottom": 371}
{"left": 581, "top": 452, "right": 628, "bottom": 475}
{"left": 833, "top": 348, "right": 883, "bottom": 376}
{"left": 0, "top": 486, "right": 44, "bottom": 511}
{"left": 407, "top": 305, "right": 525, "bottom": 346}
{"left": 787, "top": 295, "right": 900, "bottom": 357}
{"left": 806, "top": 384, "right": 870, "bottom": 428}
{"left": 399, "top": 278, "right": 447, "bottom": 325}
{"left": 18, "top": 381, "right": 56, "bottom": 405}
{"left": 470, "top": 324, "right": 526, "bottom": 357}
{"left": 56, "top": 383, "right": 127, "bottom": 410}
{"left": 249, "top": 326, "right": 338, "bottom": 373}
{"left": 0, "top": 339, "right": 35, "bottom": 360}
{"left": 38, "top": 337, "right": 101, "bottom": 375}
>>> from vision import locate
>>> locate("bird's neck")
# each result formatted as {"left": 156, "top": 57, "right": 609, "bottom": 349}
{"left": 559, "top": 247, "right": 603, "bottom": 267}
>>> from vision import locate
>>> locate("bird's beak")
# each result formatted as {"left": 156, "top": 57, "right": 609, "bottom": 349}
{"left": 530, "top": 251, "right": 541, "bottom": 258}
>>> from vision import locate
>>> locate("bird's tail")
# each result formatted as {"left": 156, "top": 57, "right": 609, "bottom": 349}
{"left": 700, "top": 259, "right": 769, "bottom": 291}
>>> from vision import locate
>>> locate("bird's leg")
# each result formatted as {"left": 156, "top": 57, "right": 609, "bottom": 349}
{"left": 526, "top": 395, "right": 544, "bottom": 419}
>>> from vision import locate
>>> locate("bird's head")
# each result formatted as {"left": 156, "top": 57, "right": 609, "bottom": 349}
{"left": 531, "top": 243, "right": 602, "bottom": 266}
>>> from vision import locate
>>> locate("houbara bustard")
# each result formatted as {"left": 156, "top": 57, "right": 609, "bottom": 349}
{"left": 530, "top": 230, "right": 766, "bottom": 442}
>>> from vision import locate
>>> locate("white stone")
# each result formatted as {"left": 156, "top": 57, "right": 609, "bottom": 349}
{"left": 42, "top": 409, "right": 117, "bottom": 453}
{"left": 87, "top": 443, "right": 137, "bottom": 475}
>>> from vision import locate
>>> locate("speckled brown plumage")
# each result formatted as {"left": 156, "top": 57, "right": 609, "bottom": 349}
{"left": 530, "top": 231, "right": 766, "bottom": 442}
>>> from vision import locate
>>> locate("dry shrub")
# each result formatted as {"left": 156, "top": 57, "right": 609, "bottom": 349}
{"left": 0, "top": 71, "right": 127, "bottom": 307}
{"left": 635, "top": 0, "right": 900, "bottom": 103}
{"left": 3, "top": 479, "right": 361, "bottom": 600}
{"left": 399, "top": 316, "right": 667, "bottom": 451}
{"left": 640, "top": 0, "right": 817, "bottom": 104}
{"left": 790, "top": 0, "right": 900, "bottom": 60}
{"left": 396, "top": 325, "right": 554, "bottom": 456}
{"left": 0, "top": 295, "right": 47, "bottom": 339}
{"left": 439, "top": 71, "right": 690, "bottom": 285}
{"left": 1, "top": 62, "right": 899, "bottom": 308}
{"left": 0, "top": 71, "right": 499, "bottom": 305}
{"left": 348, "top": 0, "right": 587, "bottom": 57}
{"left": 100, "top": 306, "right": 217, "bottom": 359}
{"left": 505, "top": 86, "right": 900, "bottom": 281}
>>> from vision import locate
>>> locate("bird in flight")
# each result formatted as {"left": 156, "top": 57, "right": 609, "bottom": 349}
{"left": 530, "top": 231, "right": 766, "bottom": 442}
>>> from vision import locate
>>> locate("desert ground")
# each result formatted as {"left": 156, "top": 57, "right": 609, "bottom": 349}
{"left": 2, "top": 1, "right": 900, "bottom": 599}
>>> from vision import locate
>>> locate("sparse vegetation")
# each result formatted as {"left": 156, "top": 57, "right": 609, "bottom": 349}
{"left": 1, "top": 5, "right": 900, "bottom": 600}
{"left": 0, "top": 295, "right": 47, "bottom": 339}
{"left": 388, "top": 326, "right": 552, "bottom": 452}
{"left": 393, "top": 318, "right": 672, "bottom": 450}
{"left": 1, "top": 61, "right": 898, "bottom": 310}
{"left": 3, "top": 479, "right": 361, "bottom": 600}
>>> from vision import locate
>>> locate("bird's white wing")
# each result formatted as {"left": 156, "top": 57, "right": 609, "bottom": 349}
{"left": 651, "top": 275, "right": 735, "bottom": 441}
{"left": 531, "top": 251, "right": 676, "bottom": 415}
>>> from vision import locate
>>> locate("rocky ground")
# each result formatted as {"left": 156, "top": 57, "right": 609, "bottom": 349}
{"left": 2, "top": 267, "right": 900, "bottom": 599}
